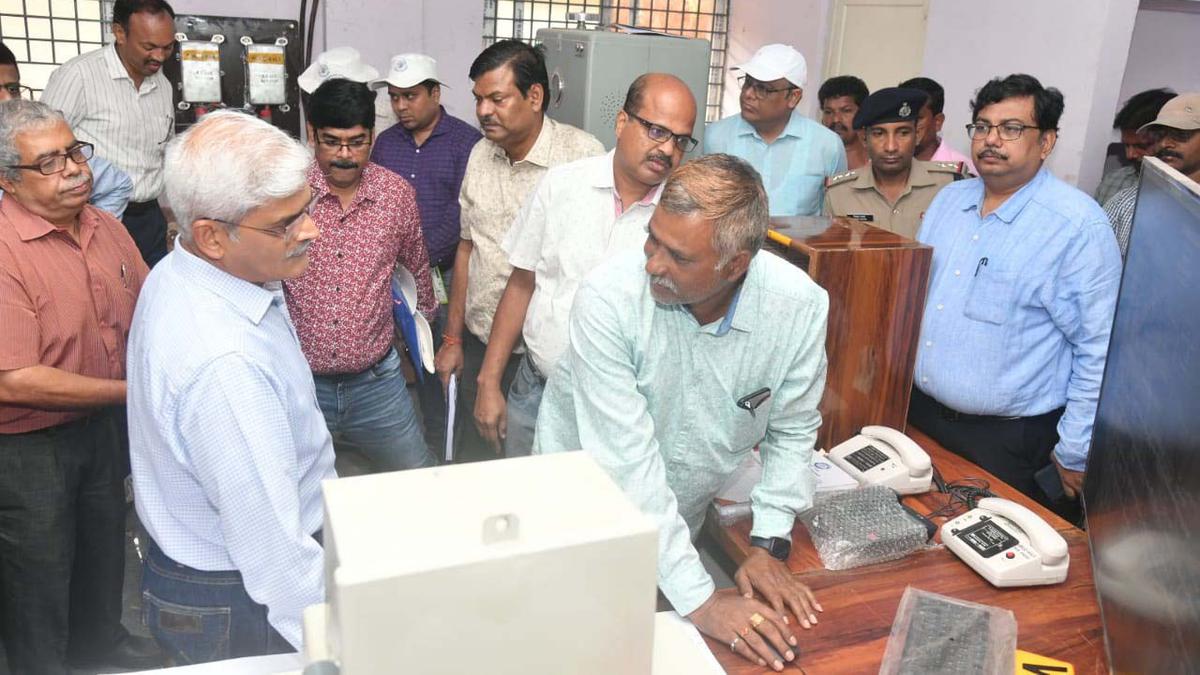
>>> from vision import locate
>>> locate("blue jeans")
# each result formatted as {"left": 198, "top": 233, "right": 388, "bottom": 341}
{"left": 141, "top": 539, "right": 293, "bottom": 665}
{"left": 504, "top": 354, "right": 546, "bottom": 457}
{"left": 314, "top": 346, "right": 435, "bottom": 472}
{"left": 416, "top": 266, "right": 452, "bottom": 457}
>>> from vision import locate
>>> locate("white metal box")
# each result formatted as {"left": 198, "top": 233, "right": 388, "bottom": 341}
{"left": 314, "top": 452, "right": 659, "bottom": 674}
{"left": 538, "top": 28, "right": 711, "bottom": 153}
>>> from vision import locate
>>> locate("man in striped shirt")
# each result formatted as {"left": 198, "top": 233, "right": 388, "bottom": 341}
{"left": 41, "top": 0, "right": 177, "bottom": 267}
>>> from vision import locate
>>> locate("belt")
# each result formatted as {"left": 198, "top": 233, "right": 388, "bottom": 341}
{"left": 316, "top": 346, "right": 395, "bottom": 382}
{"left": 915, "top": 388, "right": 1035, "bottom": 423}
{"left": 124, "top": 199, "right": 162, "bottom": 215}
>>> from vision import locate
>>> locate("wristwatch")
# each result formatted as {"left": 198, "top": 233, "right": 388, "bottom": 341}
{"left": 749, "top": 536, "right": 791, "bottom": 561}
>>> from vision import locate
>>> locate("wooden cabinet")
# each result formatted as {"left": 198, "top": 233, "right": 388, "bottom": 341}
{"left": 766, "top": 215, "right": 932, "bottom": 450}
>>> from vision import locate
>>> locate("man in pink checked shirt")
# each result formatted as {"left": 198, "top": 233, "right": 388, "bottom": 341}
{"left": 284, "top": 78, "right": 437, "bottom": 472}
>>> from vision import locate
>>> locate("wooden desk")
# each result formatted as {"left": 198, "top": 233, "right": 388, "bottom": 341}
{"left": 702, "top": 429, "right": 1107, "bottom": 674}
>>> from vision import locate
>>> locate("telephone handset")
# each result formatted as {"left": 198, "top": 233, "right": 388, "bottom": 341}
{"left": 827, "top": 425, "right": 933, "bottom": 495}
{"left": 942, "top": 497, "right": 1069, "bottom": 587}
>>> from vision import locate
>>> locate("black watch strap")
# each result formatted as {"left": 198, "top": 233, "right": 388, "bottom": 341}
{"left": 749, "top": 535, "right": 791, "bottom": 561}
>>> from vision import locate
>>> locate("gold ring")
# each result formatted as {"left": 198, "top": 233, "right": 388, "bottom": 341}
{"left": 751, "top": 612, "right": 765, "bottom": 628}
{"left": 740, "top": 625, "right": 751, "bottom": 638}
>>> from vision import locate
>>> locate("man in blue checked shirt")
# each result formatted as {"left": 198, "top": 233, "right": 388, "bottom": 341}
{"left": 909, "top": 74, "right": 1122, "bottom": 522}
{"left": 535, "top": 155, "right": 828, "bottom": 672}
{"left": 127, "top": 111, "right": 335, "bottom": 662}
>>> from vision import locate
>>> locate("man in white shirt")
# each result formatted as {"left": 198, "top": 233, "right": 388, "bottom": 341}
{"left": 41, "top": 0, "right": 177, "bottom": 266}
{"left": 474, "top": 73, "right": 697, "bottom": 456}
{"left": 127, "top": 111, "right": 335, "bottom": 663}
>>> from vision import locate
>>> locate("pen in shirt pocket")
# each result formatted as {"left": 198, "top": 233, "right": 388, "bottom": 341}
{"left": 974, "top": 257, "right": 989, "bottom": 277}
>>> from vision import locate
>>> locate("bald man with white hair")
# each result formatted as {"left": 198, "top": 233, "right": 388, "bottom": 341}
{"left": 127, "top": 110, "right": 335, "bottom": 663}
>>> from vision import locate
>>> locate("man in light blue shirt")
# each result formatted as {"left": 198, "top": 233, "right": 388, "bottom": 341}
{"left": 703, "top": 44, "right": 845, "bottom": 217}
{"left": 910, "top": 74, "right": 1121, "bottom": 521}
{"left": 535, "top": 155, "right": 828, "bottom": 672}
{"left": 127, "top": 111, "right": 334, "bottom": 662}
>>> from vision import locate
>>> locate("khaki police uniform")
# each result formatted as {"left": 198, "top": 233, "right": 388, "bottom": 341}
{"left": 823, "top": 160, "right": 966, "bottom": 238}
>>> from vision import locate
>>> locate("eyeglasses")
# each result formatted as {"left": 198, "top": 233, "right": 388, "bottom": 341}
{"left": 317, "top": 136, "right": 371, "bottom": 152}
{"left": 738, "top": 75, "right": 796, "bottom": 100}
{"left": 201, "top": 197, "right": 316, "bottom": 239}
{"left": 623, "top": 109, "right": 698, "bottom": 152}
{"left": 7, "top": 141, "right": 94, "bottom": 175}
{"left": 1, "top": 83, "right": 35, "bottom": 100}
{"left": 965, "top": 121, "right": 1049, "bottom": 141}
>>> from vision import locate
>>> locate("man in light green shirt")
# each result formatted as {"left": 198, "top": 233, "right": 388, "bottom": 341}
{"left": 534, "top": 154, "right": 828, "bottom": 672}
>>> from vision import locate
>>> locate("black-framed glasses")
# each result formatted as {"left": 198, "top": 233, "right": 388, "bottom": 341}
{"left": 316, "top": 136, "right": 372, "bottom": 152}
{"left": 738, "top": 75, "right": 796, "bottom": 100}
{"left": 7, "top": 141, "right": 94, "bottom": 175}
{"left": 1, "top": 83, "right": 35, "bottom": 100}
{"left": 201, "top": 197, "right": 316, "bottom": 239}
{"left": 624, "top": 109, "right": 698, "bottom": 152}
{"left": 966, "top": 121, "right": 1050, "bottom": 141}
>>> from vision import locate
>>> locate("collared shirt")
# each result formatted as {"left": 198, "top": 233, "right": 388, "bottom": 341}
{"left": 534, "top": 250, "right": 828, "bottom": 615}
{"left": 503, "top": 151, "right": 661, "bottom": 375}
{"left": 1102, "top": 185, "right": 1137, "bottom": 260}
{"left": 127, "top": 244, "right": 336, "bottom": 650}
{"left": 0, "top": 154, "right": 132, "bottom": 218}
{"left": 823, "top": 160, "right": 962, "bottom": 238}
{"left": 930, "top": 138, "right": 976, "bottom": 176}
{"left": 41, "top": 44, "right": 174, "bottom": 201}
{"left": 370, "top": 107, "right": 481, "bottom": 267}
{"left": 1094, "top": 164, "right": 1138, "bottom": 207}
{"left": 702, "top": 111, "right": 846, "bottom": 216}
{"left": 915, "top": 168, "right": 1122, "bottom": 471}
{"left": 459, "top": 116, "right": 604, "bottom": 342}
{"left": 284, "top": 163, "right": 435, "bottom": 375}
{"left": 0, "top": 198, "right": 146, "bottom": 433}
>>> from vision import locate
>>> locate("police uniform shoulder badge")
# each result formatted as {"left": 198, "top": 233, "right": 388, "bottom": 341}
{"left": 825, "top": 170, "right": 858, "bottom": 188}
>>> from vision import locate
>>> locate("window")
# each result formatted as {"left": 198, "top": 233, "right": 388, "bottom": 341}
{"left": 0, "top": 0, "right": 114, "bottom": 97}
{"left": 482, "top": 0, "right": 730, "bottom": 122}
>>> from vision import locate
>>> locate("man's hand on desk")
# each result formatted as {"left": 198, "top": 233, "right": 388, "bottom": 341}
{"left": 736, "top": 547, "right": 823, "bottom": 628}
{"left": 1054, "top": 457, "right": 1085, "bottom": 499}
{"left": 689, "top": 591, "right": 798, "bottom": 672}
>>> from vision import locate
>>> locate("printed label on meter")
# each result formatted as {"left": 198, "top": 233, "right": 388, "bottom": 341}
{"left": 180, "top": 41, "right": 221, "bottom": 103}
{"left": 246, "top": 44, "right": 287, "bottom": 105}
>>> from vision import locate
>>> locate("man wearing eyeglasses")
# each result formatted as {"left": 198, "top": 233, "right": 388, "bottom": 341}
{"left": 126, "top": 110, "right": 334, "bottom": 663}
{"left": 909, "top": 74, "right": 1121, "bottom": 522}
{"left": 283, "top": 78, "right": 437, "bottom": 473}
{"left": 1, "top": 41, "right": 134, "bottom": 219}
{"left": 1104, "top": 92, "right": 1200, "bottom": 260}
{"left": 474, "top": 74, "right": 696, "bottom": 456}
{"left": 702, "top": 43, "right": 845, "bottom": 217}
{"left": 0, "top": 100, "right": 158, "bottom": 673}
{"left": 41, "top": 0, "right": 177, "bottom": 267}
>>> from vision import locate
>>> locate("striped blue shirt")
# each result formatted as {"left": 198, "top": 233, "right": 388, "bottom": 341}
{"left": 534, "top": 250, "right": 828, "bottom": 615}
{"left": 914, "top": 168, "right": 1122, "bottom": 471}
{"left": 127, "top": 245, "right": 336, "bottom": 649}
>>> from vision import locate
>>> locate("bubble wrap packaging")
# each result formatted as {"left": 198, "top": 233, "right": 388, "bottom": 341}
{"left": 797, "top": 484, "right": 930, "bottom": 570}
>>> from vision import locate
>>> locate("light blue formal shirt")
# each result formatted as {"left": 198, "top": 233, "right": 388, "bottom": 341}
{"left": 0, "top": 155, "right": 132, "bottom": 218}
{"left": 127, "top": 244, "right": 337, "bottom": 649}
{"left": 703, "top": 111, "right": 846, "bottom": 217}
{"left": 534, "top": 250, "right": 829, "bottom": 615}
{"left": 914, "top": 167, "right": 1122, "bottom": 471}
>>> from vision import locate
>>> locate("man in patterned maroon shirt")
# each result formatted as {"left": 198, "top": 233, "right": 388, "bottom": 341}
{"left": 284, "top": 78, "right": 437, "bottom": 472}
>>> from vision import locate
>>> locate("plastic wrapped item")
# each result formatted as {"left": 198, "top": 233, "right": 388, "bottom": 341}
{"left": 797, "top": 484, "right": 933, "bottom": 570}
{"left": 879, "top": 586, "right": 1017, "bottom": 675}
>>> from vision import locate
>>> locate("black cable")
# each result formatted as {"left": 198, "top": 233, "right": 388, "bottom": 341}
{"left": 306, "top": 0, "right": 321, "bottom": 65}
{"left": 298, "top": 0, "right": 308, "bottom": 69}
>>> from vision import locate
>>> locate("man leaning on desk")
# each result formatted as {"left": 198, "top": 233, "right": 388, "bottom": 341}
{"left": 535, "top": 154, "right": 829, "bottom": 672}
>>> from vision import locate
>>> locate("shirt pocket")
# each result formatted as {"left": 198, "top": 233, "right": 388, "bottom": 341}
{"left": 963, "top": 269, "right": 1018, "bottom": 325}
{"left": 729, "top": 397, "right": 771, "bottom": 453}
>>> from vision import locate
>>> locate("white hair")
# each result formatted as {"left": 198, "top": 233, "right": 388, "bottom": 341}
{"left": 0, "top": 100, "right": 67, "bottom": 183}
{"left": 164, "top": 110, "right": 312, "bottom": 244}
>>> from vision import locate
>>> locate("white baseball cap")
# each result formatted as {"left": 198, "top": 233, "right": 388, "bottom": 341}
{"left": 370, "top": 53, "right": 447, "bottom": 90}
{"left": 298, "top": 47, "right": 380, "bottom": 94}
{"left": 733, "top": 44, "right": 808, "bottom": 89}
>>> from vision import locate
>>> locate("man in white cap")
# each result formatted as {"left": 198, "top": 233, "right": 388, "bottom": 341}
{"left": 298, "top": 46, "right": 397, "bottom": 132}
{"left": 1104, "top": 92, "right": 1200, "bottom": 259}
{"left": 370, "top": 53, "right": 482, "bottom": 455}
{"left": 703, "top": 44, "right": 845, "bottom": 216}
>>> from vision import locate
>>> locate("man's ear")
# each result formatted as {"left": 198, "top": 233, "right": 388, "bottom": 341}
{"left": 614, "top": 108, "right": 628, "bottom": 137}
{"left": 189, "top": 219, "right": 229, "bottom": 261}
{"left": 787, "top": 87, "right": 803, "bottom": 111}
{"left": 721, "top": 249, "right": 753, "bottom": 281}
{"left": 0, "top": 174, "right": 17, "bottom": 195}
{"left": 933, "top": 112, "right": 946, "bottom": 134}
{"left": 111, "top": 22, "right": 127, "bottom": 47}
{"left": 305, "top": 123, "right": 316, "bottom": 149}
{"left": 1039, "top": 129, "right": 1058, "bottom": 159}
{"left": 527, "top": 82, "right": 545, "bottom": 112}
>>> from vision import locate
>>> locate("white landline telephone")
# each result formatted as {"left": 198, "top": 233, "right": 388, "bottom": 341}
{"left": 942, "top": 497, "right": 1069, "bottom": 587}
{"left": 827, "top": 425, "right": 933, "bottom": 495}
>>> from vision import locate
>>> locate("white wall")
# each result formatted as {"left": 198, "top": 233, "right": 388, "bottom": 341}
{"left": 1118, "top": 7, "right": 1200, "bottom": 104}
{"left": 723, "top": 0, "right": 832, "bottom": 119}
{"left": 172, "top": 0, "right": 482, "bottom": 122}
{"left": 922, "top": 0, "right": 1139, "bottom": 190}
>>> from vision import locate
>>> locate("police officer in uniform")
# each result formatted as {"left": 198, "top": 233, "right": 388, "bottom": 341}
{"left": 824, "top": 87, "right": 967, "bottom": 238}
